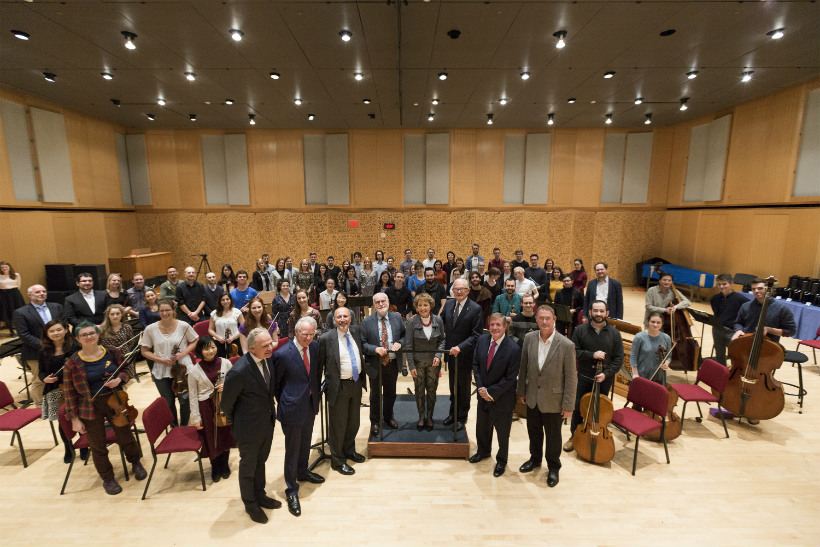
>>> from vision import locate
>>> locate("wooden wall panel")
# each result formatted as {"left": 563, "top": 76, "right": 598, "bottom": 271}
{"left": 551, "top": 129, "right": 605, "bottom": 207}
{"left": 451, "top": 130, "right": 477, "bottom": 206}
{"left": 696, "top": 212, "right": 729, "bottom": 273}
{"left": 0, "top": 100, "right": 17, "bottom": 204}
{"left": 246, "top": 130, "right": 305, "bottom": 209}
{"left": 63, "top": 112, "right": 94, "bottom": 206}
{"left": 474, "top": 130, "right": 505, "bottom": 207}
{"left": 349, "top": 130, "right": 403, "bottom": 208}
{"left": 144, "top": 132, "right": 182, "bottom": 208}
{"left": 86, "top": 118, "right": 123, "bottom": 208}
{"left": 103, "top": 213, "right": 140, "bottom": 259}
{"left": 173, "top": 131, "right": 207, "bottom": 209}
{"left": 647, "top": 127, "right": 673, "bottom": 206}
{"left": 0, "top": 211, "right": 57, "bottom": 289}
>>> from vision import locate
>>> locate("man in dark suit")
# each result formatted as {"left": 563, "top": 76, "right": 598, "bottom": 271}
{"left": 63, "top": 272, "right": 107, "bottom": 327}
{"left": 469, "top": 313, "right": 522, "bottom": 477}
{"left": 220, "top": 327, "right": 281, "bottom": 524}
{"left": 319, "top": 307, "right": 366, "bottom": 476}
{"left": 582, "top": 262, "right": 624, "bottom": 320}
{"left": 442, "top": 278, "right": 483, "bottom": 429}
{"left": 517, "top": 306, "right": 577, "bottom": 487}
{"left": 13, "top": 284, "right": 64, "bottom": 407}
{"left": 360, "top": 292, "right": 405, "bottom": 436}
{"left": 273, "top": 316, "right": 324, "bottom": 517}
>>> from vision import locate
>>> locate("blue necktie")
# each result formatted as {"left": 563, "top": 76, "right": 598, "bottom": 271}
{"left": 345, "top": 333, "right": 359, "bottom": 381}
{"left": 35, "top": 305, "right": 50, "bottom": 324}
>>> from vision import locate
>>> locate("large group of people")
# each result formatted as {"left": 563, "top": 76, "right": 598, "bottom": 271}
{"left": 2, "top": 244, "right": 798, "bottom": 524}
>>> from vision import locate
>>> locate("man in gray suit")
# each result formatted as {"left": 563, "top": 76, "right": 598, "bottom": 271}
{"left": 318, "top": 307, "right": 366, "bottom": 476}
{"left": 360, "top": 292, "right": 405, "bottom": 436}
{"left": 516, "top": 305, "right": 577, "bottom": 487}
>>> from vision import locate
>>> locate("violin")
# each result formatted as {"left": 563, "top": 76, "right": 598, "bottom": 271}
{"left": 723, "top": 276, "right": 785, "bottom": 421}
{"left": 91, "top": 346, "right": 140, "bottom": 428}
{"left": 225, "top": 327, "right": 239, "bottom": 358}
{"left": 655, "top": 263, "right": 701, "bottom": 372}
{"left": 212, "top": 369, "right": 229, "bottom": 448}
{"left": 573, "top": 359, "right": 615, "bottom": 464}
{"left": 643, "top": 344, "right": 682, "bottom": 442}
{"left": 170, "top": 342, "right": 188, "bottom": 396}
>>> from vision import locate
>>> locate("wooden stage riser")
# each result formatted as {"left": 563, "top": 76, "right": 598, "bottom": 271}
{"left": 367, "top": 441, "right": 470, "bottom": 458}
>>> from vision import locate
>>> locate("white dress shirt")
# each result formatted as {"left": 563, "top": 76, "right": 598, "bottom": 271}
{"left": 596, "top": 277, "right": 610, "bottom": 302}
{"left": 537, "top": 330, "right": 556, "bottom": 371}
{"left": 336, "top": 329, "right": 360, "bottom": 380}
{"left": 81, "top": 291, "right": 96, "bottom": 313}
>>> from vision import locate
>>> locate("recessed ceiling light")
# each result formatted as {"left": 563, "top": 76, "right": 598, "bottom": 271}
{"left": 248, "top": 114, "right": 256, "bottom": 125}
{"left": 111, "top": 99, "right": 121, "bottom": 107}
{"left": 43, "top": 72, "right": 56, "bottom": 82}
{"left": 308, "top": 114, "right": 315, "bottom": 121}
{"left": 438, "top": 72, "right": 448, "bottom": 80}
{"left": 431, "top": 98, "right": 440, "bottom": 105}
{"left": 185, "top": 72, "right": 196, "bottom": 81}
{"left": 520, "top": 71, "right": 530, "bottom": 80}
{"left": 121, "top": 31, "right": 137, "bottom": 50}
{"left": 339, "top": 30, "right": 352, "bottom": 42}
{"left": 189, "top": 114, "right": 197, "bottom": 121}
{"left": 229, "top": 29, "right": 244, "bottom": 42}
{"left": 486, "top": 113, "right": 494, "bottom": 125}
{"left": 590, "top": 100, "right": 597, "bottom": 104}
{"left": 767, "top": 28, "right": 784, "bottom": 40}
{"left": 428, "top": 113, "right": 435, "bottom": 121}
{"left": 294, "top": 98, "right": 302, "bottom": 105}
{"left": 679, "top": 97, "right": 689, "bottom": 111}
{"left": 605, "top": 113, "right": 613, "bottom": 124}
{"left": 157, "top": 98, "right": 166, "bottom": 106}
{"left": 741, "top": 70, "right": 754, "bottom": 82}
{"left": 146, "top": 113, "right": 155, "bottom": 121}
{"left": 687, "top": 70, "right": 699, "bottom": 80}
{"left": 567, "top": 98, "right": 576, "bottom": 104}
{"left": 553, "top": 30, "right": 567, "bottom": 49}
{"left": 603, "top": 71, "right": 615, "bottom": 79}
{"left": 101, "top": 72, "right": 113, "bottom": 80}
{"left": 644, "top": 113, "right": 652, "bottom": 125}
{"left": 363, "top": 98, "right": 371, "bottom": 104}
{"left": 354, "top": 72, "right": 364, "bottom": 81}
{"left": 11, "top": 30, "right": 30, "bottom": 40}
{"left": 547, "top": 113, "right": 554, "bottom": 126}
{"left": 499, "top": 98, "right": 508, "bottom": 105}
{"left": 225, "top": 99, "right": 234, "bottom": 105}
{"left": 634, "top": 97, "right": 643, "bottom": 105}
{"left": 270, "top": 72, "right": 280, "bottom": 80}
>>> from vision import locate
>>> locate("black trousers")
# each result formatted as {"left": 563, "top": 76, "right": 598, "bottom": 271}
{"left": 328, "top": 379, "right": 361, "bottom": 467}
{"left": 153, "top": 376, "right": 190, "bottom": 427}
{"left": 369, "top": 359, "right": 399, "bottom": 424}
{"left": 474, "top": 398, "right": 513, "bottom": 465}
{"left": 281, "top": 418, "right": 315, "bottom": 497}
{"left": 570, "top": 373, "right": 613, "bottom": 435}
{"left": 446, "top": 353, "right": 472, "bottom": 422}
{"left": 526, "top": 406, "right": 564, "bottom": 471}
{"left": 237, "top": 425, "right": 274, "bottom": 509}
{"left": 712, "top": 325, "right": 733, "bottom": 366}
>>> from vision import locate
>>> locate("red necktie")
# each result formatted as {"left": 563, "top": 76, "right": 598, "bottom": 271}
{"left": 487, "top": 340, "right": 497, "bottom": 371}
{"left": 302, "top": 346, "right": 310, "bottom": 375}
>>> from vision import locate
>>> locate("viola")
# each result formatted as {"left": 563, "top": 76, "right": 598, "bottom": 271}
{"left": 107, "top": 388, "right": 138, "bottom": 428}
{"left": 573, "top": 359, "right": 615, "bottom": 464}
{"left": 225, "top": 327, "right": 239, "bottom": 358}
{"left": 170, "top": 342, "right": 188, "bottom": 396}
{"left": 655, "top": 263, "right": 701, "bottom": 372}
{"left": 643, "top": 344, "right": 682, "bottom": 442}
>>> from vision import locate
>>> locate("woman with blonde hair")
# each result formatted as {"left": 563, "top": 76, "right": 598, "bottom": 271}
{"left": 405, "top": 292, "right": 446, "bottom": 432}
{"left": 103, "top": 273, "right": 133, "bottom": 318}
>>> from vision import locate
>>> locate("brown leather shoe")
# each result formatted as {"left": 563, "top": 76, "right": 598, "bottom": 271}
{"left": 370, "top": 424, "right": 379, "bottom": 436}
{"left": 387, "top": 418, "right": 398, "bottom": 429}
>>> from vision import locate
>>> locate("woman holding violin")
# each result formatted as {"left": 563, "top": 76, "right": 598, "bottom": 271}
{"left": 63, "top": 322, "right": 147, "bottom": 495}
{"left": 631, "top": 312, "right": 672, "bottom": 385}
{"left": 188, "top": 336, "right": 235, "bottom": 482}
{"left": 140, "top": 299, "right": 198, "bottom": 427}
{"left": 38, "top": 319, "right": 80, "bottom": 462}
{"left": 209, "top": 293, "right": 244, "bottom": 358}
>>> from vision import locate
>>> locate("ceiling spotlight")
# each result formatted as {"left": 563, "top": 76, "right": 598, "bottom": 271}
{"left": 121, "top": 31, "right": 137, "bottom": 50}
{"left": 487, "top": 113, "right": 494, "bottom": 125}
{"left": 185, "top": 72, "right": 196, "bottom": 81}
{"left": 43, "top": 72, "right": 56, "bottom": 82}
{"left": 270, "top": 72, "right": 280, "bottom": 80}
{"left": 553, "top": 30, "right": 567, "bottom": 49}
{"left": 339, "top": 30, "right": 352, "bottom": 42}
{"left": 189, "top": 114, "right": 197, "bottom": 121}
{"left": 567, "top": 97, "right": 576, "bottom": 104}
{"left": 101, "top": 72, "right": 113, "bottom": 80}
{"left": 767, "top": 28, "right": 784, "bottom": 40}
{"left": 354, "top": 72, "right": 364, "bottom": 81}
{"left": 680, "top": 97, "right": 689, "bottom": 111}
{"left": 741, "top": 70, "right": 754, "bottom": 82}
{"left": 431, "top": 98, "right": 440, "bottom": 105}
{"left": 603, "top": 71, "right": 615, "bottom": 79}
{"left": 438, "top": 72, "right": 448, "bottom": 80}
{"left": 499, "top": 98, "right": 508, "bottom": 105}
{"left": 294, "top": 98, "right": 302, "bottom": 105}
{"left": 520, "top": 71, "right": 530, "bottom": 80}
{"left": 248, "top": 114, "right": 256, "bottom": 125}
{"left": 363, "top": 98, "right": 372, "bottom": 104}
{"left": 428, "top": 113, "right": 435, "bottom": 121}
{"left": 547, "top": 113, "right": 554, "bottom": 126}
{"left": 225, "top": 99, "right": 234, "bottom": 105}
{"left": 645, "top": 113, "right": 652, "bottom": 125}
{"left": 229, "top": 29, "right": 244, "bottom": 42}
{"left": 157, "top": 98, "right": 166, "bottom": 106}
{"left": 687, "top": 70, "right": 699, "bottom": 80}
{"left": 634, "top": 97, "right": 644, "bottom": 105}
{"left": 308, "top": 114, "right": 315, "bottom": 121}
{"left": 146, "top": 113, "right": 155, "bottom": 121}
{"left": 605, "top": 113, "right": 613, "bottom": 124}
{"left": 11, "top": 30, "right": 30, "bottom": 40}
{"left": 111, "top": 99, "right": 121, "bottom": 107}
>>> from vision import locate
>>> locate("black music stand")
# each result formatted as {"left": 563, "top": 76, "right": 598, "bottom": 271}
{"left": 0, "top": 338, "right": 32, "bottom": 408}
{"left": 552, "top": 303, "right": 574, "bottom": 336}
{"left": 309, "top": 381, "right": 331, "bottom": 471}
{"left": 687, "top": 308, "right": 731, "bottom": 357}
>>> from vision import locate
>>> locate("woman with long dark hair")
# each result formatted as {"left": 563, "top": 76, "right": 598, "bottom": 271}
{"left": 270, "top": 280, "right": 295, "bottom": 338}
{"left": 571, "top": 258, "right": 588, "bottom": 292}
{"left": 219, "top": 264, "right": 237, "bottom": 293}
{"left": 241, "top": 296, "right": 280, "bottom": 352}
{"left": 287, "top": 289, "right": 325, "bottom": 338}
{"left": 208, "top": 293, "right": 243, "bottom": 358}
{"left": 38, "top": 319, "right": 80, "bottom": 462}
{"left": 0, "top": 261, "right": 23, "bottom": 335}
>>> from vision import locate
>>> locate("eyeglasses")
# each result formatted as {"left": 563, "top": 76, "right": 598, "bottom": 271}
{"left": 79, "top": 332, "right": 98, "bottom": 338}
{"left": 453, "top": 287, "right": 468, "bottom": 292}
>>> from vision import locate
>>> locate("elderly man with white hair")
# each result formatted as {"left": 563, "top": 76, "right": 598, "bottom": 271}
{"left": 13, "top": 285, "right": 64, "bottom": 406}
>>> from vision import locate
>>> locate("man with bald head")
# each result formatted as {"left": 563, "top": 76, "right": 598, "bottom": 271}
{"left": 13, "top": 285, "right": 64, "bottom": 407}
{"left": 175, "top": 266, "right": 207, "bottom": 324}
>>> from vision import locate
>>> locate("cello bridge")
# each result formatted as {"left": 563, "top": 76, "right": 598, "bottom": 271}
{"left": 741, "top": 376, "right": 758, "bottom": 385}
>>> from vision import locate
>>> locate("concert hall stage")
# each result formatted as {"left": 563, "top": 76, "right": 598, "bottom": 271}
{"left": 367, "top": 395, "right": 470, "bottom": 459}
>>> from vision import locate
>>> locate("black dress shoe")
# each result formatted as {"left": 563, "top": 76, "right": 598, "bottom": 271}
{"left": 456, "top": 421, "right": 465, "bottom": 431}
{"left": 468, "top": 453, "right": 488, "bottom": 464}
{"left": 493, "top": 463, "right": 506, "bottom": 477}
{"left": 417, "top": 421, "right": 424, "bottom": 432}
{"left": 347, "top": 452, "right": 366, "bottom": 463}
{"left": 332, "top": 463, "right": 355, "bottom": 475}
{"left": 297, "top": 471, "right": 325, "bottom": 484}
{"left": 442, "top": 416, "right": 454, "bottom": 426}
{"left": 132, "top": 462, "right": 148, "bottom": 481}
{"left": 245, "top": 505, "right": 268, "bottom": 524}
{"left": 287, "top": 495, "right": 301, "bottom": 517}
{"left": 79, "top": 448, "right": 89, "bottom": 461}
{"left": 258, "top": 495, "right": 282, "bottom": 509}
{"left": 519, "top": 459, "right": 541, "bottom": 473}
{"left": 370, "top": 424, "right": 380, "bottom": 436}
{"left": 387, "top": 418, "right": 398, "bottom": 429}
{"left": 547, "top": 470, "right": 559, "bottom": 487}
{"left": 425, "top": 420, "right": 433, "bottom": 432}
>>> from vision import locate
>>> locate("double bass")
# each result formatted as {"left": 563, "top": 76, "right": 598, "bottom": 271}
{"left": 654, "top": 263, "right": 701, "bottom": 372}
{"left": 643, "top": 344, "right": 682, "bottom": 442}
{"left": 573, "top": 359, "right": 615, "bottom": 464}
{"left": 722, "top": 276, "right": 785, "bottom": 421}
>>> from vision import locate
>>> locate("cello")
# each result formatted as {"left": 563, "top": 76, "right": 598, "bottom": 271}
{"left": 654, "top": 263, "right": 700, "bottom": 372}
{"left": 644, "top": 344, "right": 682, "bottom": 442}
{"left": 573, "top": 359, "right": 615, "bottom": 464}
{"left": 722, "top": 277, "right": 785, "bottom": 421}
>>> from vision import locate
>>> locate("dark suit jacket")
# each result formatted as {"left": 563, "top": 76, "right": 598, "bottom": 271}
{"left": 360, "top": 311, "right": 406, "bottom": 379}
{"left": 442, "top": 298, "right": 483, "bottom": 368}
{"left": 472, "top": 334, "right": 521, "bottom": 412}
{"left": 63, "top": 290, "right": 108, "bottom": 326}
{"left": 13, "top": 302, "right": 64, "bottom": 361}
{"left": 583, "top": 277, "right": 624, "bottom": 320}
{"left": 273, "top": 340, "right": 321, "bottom": 424}
{"left": 319, "top": 326, "right": 366, "bottom": 407}
{"left": 220, "top": 352, "right": 276, "bottom": 444}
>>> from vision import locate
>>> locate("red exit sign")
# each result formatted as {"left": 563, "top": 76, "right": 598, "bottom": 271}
{"left": 348, "top": 219, "right": 359, "bottom": 228}
{"left": 383, "top": 222, "right": 396, "bottom": 230}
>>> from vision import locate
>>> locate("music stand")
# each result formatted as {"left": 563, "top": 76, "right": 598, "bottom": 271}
{"left": 553, "top": 303, "right": 574, "bottom": 336}
{"left": 687, "top": 308, "right": 731, "bottom": 354}
{"left": 0, "top": 338, "right": 32, "bottom": 407}
{"left": 309, "top": 381, "right": 332, "bottom": 471}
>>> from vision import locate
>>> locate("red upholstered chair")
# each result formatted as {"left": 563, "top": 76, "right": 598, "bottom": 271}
{"left": 192, "top": 320, "right": 211, "bottom": 339}
{"left": 57, "top": 404, "right": 128, "bottom": 494}
{"left": 0, "top": 381, "right": 55, "bottom": 467}
{"left": 273, "top": 337, "right": 289, "bottom": 355}
{"left": 797, "top": 325, "right": 820, "bottom": 364}
{"left": 229, "top": 356, "right": 241, "bottom": 365}
{"left": 670, "top": 358, "right": 731, "bottom": 438}
{"left": 611, "top": 377, "right": 670, "bottom": 476}
{"left": 141, "top": 397, "right": 206, "bottom": 500}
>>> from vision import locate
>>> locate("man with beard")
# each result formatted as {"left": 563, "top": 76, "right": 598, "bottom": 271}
{"left": 467, "top": 271, "right": 493, "bottom": 321}
{"left": 553, "top": 274, "right": 583, "bottom": 336}
{"left": 582, "top": 262, "right": 623, "bottom": 320}
{"left": 418, "top": 268, "right": 446, "bottom": 316}
{"left": 509, "top": 294, "right": 539, "bottom": 346}
{"left": 492, "top": 278, "right": 522, "bottom": 325}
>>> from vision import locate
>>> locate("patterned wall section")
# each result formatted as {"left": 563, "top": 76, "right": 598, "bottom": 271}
{"left": 135, "top": 209, "right": 664, "bottom": 286}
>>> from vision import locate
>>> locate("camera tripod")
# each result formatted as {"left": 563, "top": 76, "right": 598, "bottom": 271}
{"left": 192, "top": 253, "right": 212, "bottom": 282}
